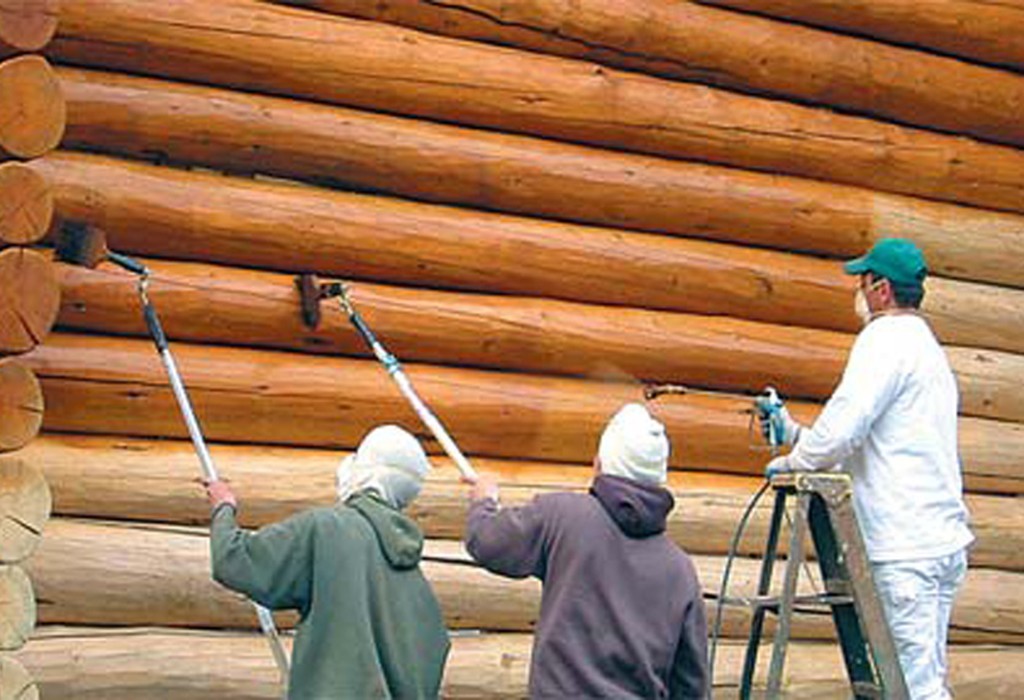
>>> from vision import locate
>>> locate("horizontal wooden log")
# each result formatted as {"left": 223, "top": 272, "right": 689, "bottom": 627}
{"left": 20, "top": 433, "right": 1024, "bottom": 570}
{"left": 0, "top": 55, "right": 64, "bottom": 159}
{"left": 0, "top": 360, "right": 43, "bottom": 453}
{"left": 695, "top": 0, "right": 1024, "bottom": 74}
{"left": 0, "top": 0, "right": 58, "bottom": 57}
{"left": 14, "top": 628, "right": 1024, "bottom": 699}
{"left": 49, "top": 0, "right": 1024, "bottom": 213}
{"left": 23, "top": 332, "right": 1024, "bottom": 491}
{"left": 274, "top": 0, "right": 1024, "bottom": 149}
{"left": 0, "top": 654, "right": 38, "bottom": 700}
{"left": 0, "top": 565, "right": 34, "bottom": 650}
{"left": 0, "top": 162, "right": 52, "bottom": 245}
{"left": 24, "top": 518, "right": 1024, "bottom": 643}
{"left": 0, "top": 247, "right": 60, "bottom": 355}
{"left": 56, "top": 69, "right": 1024, "bottom": 278}
{"left": 32, "top": 152, "right": 1024, "bottom": 354}
{"left": 53, "top": 257, "right": 1024, "bottom": 423}
{"left": 0, "top": 455, "right": 50, "bottom": 563}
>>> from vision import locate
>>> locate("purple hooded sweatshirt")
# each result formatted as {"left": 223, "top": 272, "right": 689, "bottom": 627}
{"left": 466, "top": 474, "right": 708, "bottom": 699}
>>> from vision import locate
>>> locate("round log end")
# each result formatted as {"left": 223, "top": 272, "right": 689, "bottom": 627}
{"left": 0, "top": 360, "right": 43, "bottom": 453}
{"left": 0, "top": 565, "right": 34, "bottom": 650}
{"left": 0, "top": 455, "right": 51, "bottom": 563}
{"left": 0, "top": 247, "right": 60, "bottom": 354}
{"left": 0, "top": 0, "right": 58, "bottom": 55}
{"left": 0, "top": 654, "right": 39, "bottom": 700}
{"left": 0, "top": 55, "right": 65, "bottom": 158}
{"left": 0, "top": 162, "right": 52, "bottom": 245}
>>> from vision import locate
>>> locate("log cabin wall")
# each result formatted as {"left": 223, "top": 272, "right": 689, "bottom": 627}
{"left": 8, "top": 0, "right": 1024, "bottom": 696}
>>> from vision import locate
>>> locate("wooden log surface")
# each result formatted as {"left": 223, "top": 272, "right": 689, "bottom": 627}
{"left": 48, "top": 0, "right": 1024, "bottom": 213}
{"left": 56, "top": 68, "right": 1024, "bottom": 271}
{"left": 31, "top": 152, "right": 1024, "bottom": 351}
{"left": 0, "top": 55, "right": 64, "bottom": 159}
{"left": 0, "top": 0, "right": 58, "bottom": 57}
{"left": 272, "top": 0, "right": 1024, "bottom": 149}
{"left": 22, "top": 517, "right": 1024, "bottom": 643}
{"left": 0, "top": 654, "right": 38, "bottom": 700}
{"left": 0, "top": 455, "right": 51, "bottom": 563}
{"left": 0, "top": 360, "right": 43, "bottom": 454}
{"left": 53, "top": 257, "right": 1024, "bottom": 423}
{"left": 694, "top": 0, "right": 1024, "bottom": 74}
{"left": 0, "top": 247, "right": 60, "bottom": 355}
{"left": 0, "top": 161, "right": 52, "bottom": 245}
{"left": 0, "top": 565, "right": 34, "bottom": 651}
{"left": 23, "top": 332, "right": 1024, "bottom": 491}
{"left": 20, "top": 433, "right": 1024, "bottom": 571}
{"left": 13, "top": 627, "right": 1024, "bottom": 699}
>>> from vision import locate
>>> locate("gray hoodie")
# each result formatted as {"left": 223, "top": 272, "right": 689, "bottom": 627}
{"left": 466, "top": 474, "right": 708, "bottom": 699}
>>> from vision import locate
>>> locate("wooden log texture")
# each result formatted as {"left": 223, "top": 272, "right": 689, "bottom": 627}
{"left": 273, "top": 0, "right": 1024, "bottom": 148}
{"left": 53, "top": 257, "right": 1024, "bottom": 423}
{"left": 20, "top": 433, "right": 1024, "bottom": 571}
{"left": 694, "top": 0, "right": 1024, "bottom": 74}
{"left": 22, "top": 518, "right": 1024, "bottom": 643}
{"left": 56, "top": 68, "right": 1024, "bottom": 269}
{"left": 0, "top": 360, "right": 43, "bottom": 453}
{"left": 0, "top": 55, "right": 64, "bottom": 159}
{"left": 31, "top": 152, "right": 1024, "bottom": 350}
{"left": 0, "top": 655, "right": 38, "bottom": 700}
{"left": 22, "top": 333, "right": 1024, "bottom": 493}
{"left": 49, "top": 0, "right": 1024, "bottom": 212}
{"left": 0, "top": 565, "right": 34, "bottom": 651}
{"left": 13, "top": 628, "right": 1024, "bottom": 699}
{"left": 0, "top": 162, "right": 52, "bottom": 245}
{"left": 0, "top": 0, "right": 58, "bottom": 57}
{"left": 0, "top": 247, "right": 60, "bottom": 355}
{"left": 0, "top": 455, "right": 50, "bottom": 563}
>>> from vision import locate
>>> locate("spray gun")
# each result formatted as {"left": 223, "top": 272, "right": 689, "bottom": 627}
{"left": 753, "top": 386, "right": 787, "bottom": 455}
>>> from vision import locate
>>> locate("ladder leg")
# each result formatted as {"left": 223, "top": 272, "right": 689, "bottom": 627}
{"left": 740, "top": 487, "right": 788, "bottom": 700}
{"left": 766, "top": 491, "right": 810, "bottom": 697}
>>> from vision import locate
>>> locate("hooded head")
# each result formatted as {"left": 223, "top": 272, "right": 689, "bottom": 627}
{"left": 597, "top": 403, "right": 670, "bottom": 486}
{"left": 336, "top": 425, "right": 431, "bottom": 510}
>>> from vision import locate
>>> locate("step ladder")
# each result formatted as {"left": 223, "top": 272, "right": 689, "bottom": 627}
{"left": 738, "top": 472, "right": 908, "bottom": 699}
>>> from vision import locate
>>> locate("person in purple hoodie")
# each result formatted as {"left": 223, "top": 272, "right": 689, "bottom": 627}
{"left": 464, "top": 402, "right": 708, "bottom": 699}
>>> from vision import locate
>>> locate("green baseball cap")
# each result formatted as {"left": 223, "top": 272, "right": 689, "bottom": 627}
{"left": 843, "top": 238, "right": 927, "bottom": 287}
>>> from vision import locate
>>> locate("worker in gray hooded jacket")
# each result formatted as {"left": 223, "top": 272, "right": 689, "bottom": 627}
{"left": 464, "top": 402, "right": 708, "bottom": 699}
{"left": 204, "top": 425, "right": 450, "bottom": 699}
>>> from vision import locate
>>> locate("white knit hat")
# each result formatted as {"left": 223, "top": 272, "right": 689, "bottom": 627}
{"left": 336, "top": 425, "right": 431, "bottom": 510}
{"left": 597, "top": 403, "right": 670, "bottom": 485}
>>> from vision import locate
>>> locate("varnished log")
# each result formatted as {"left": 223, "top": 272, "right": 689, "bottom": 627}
{"left": 56, "top": 69, "right": 1024, "bottom": 272}
{"left": 0, "top": 56, "right": 64, "bottom": 159}
{"left": 0, "top": 565, "right": 34, "bottom": 650}
{"left": 0, "top": 655, "right": 38, "bottom": 700}
{"left": 53, "top": 257, "right": 1024, "bottom": 422}
{"left": 23, "top": 518, "right": 1024, "bottom": 643}
{"left": 273, "top": 0, "right": 1024, "bottom": 149}
{"left": 0, "top": 360, "right": 43, "bottom": 453}
{"left": 695, "top": 0, "right": 1024, "bottom": 74}
{"left": 13, "top": 628, "right": 1024, "bottom": 699}
{"left": 31, "top": 152, "right": 1024, "bottom": 346}
{"left": 49, "top": 0, "right": 1024, "bottom": 207}
{"left": 0, "top": 455, "right": 51, "bottom": 563}
{"left": 0, "top": 162, "right": 52, "bottom": 245}
{"left": 0, "top": 0, "right": 58, "bottom": 57}
{"left": 0, "top": 247, "right": 60, "bottom": 355}
{"left": 20, "top": 433, "right": 1024, "bottom": 570}
{"left": 23, "top": 333, "right": 1024, "bottom": 490}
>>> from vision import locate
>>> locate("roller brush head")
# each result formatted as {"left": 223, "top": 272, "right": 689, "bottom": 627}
{"left": 54, "top": 221, "right": 109, "bottom": 269}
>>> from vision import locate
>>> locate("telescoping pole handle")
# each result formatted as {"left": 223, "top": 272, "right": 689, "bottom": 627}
{"left": 335, "top": 285, "right": 479, "bottom": 483}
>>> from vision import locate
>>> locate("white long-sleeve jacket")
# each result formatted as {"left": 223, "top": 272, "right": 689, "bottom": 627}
{"left": 789, "top": 314, "right": 973, "bottom": 563}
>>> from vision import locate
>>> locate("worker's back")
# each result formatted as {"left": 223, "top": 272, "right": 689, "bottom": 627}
{"left": 211, "top": 492, "right": 450, "bottom": 699}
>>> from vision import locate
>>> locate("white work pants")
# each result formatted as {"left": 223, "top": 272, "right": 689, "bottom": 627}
{"left": 872, "top": 549, "right": 968, "bottom": 700}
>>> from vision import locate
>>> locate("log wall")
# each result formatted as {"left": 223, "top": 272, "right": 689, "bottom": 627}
{"left": 20, "top": 0, "right": 1024, "bottom": 695}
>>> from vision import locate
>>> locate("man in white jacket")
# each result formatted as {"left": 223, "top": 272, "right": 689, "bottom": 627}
{"left": 765, "top": 238, "right": 973, "bottom": 700}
